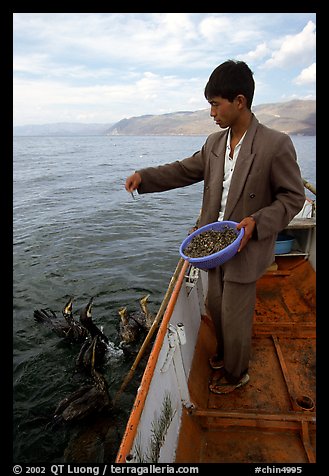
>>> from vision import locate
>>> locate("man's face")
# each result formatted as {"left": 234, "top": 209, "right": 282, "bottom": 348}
{"left": 208, "top": 95, "right": 241, "bottom": 129}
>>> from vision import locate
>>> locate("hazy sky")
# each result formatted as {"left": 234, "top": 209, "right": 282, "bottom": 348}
{"left": 13, "top": 12, "right": 316, "bottom": 126}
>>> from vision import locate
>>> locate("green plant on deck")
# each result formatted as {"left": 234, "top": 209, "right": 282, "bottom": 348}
{"left": 148, "top": 392, "right": 175, "bottom": 462}
{"left": 132, "top": 392, "right": 175, "bottom": 463}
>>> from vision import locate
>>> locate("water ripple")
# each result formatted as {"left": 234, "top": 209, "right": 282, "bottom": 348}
{"left": 13, "top": 134, "right": 315, "bottom": 463}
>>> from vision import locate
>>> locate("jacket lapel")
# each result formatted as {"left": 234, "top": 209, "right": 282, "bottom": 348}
{"left": 224, "top": 115, "right": 258, "bottom": 219}
{"left": 209, "top": 131, "right": 227, "bottom": 184}
{"left": 199, "top": 131, "right": 227, "bottom": 227}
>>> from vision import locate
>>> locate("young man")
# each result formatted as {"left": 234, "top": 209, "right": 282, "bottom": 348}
{"left": 125, "top": 60, "right": 305, "bottom": 394}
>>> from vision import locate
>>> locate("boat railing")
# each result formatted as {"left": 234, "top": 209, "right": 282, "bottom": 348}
{"left": 303, "top": 178, "right": 316, "bottom": 197}
{"left": 279, "top": 177, "right": 316, "bottom": 268}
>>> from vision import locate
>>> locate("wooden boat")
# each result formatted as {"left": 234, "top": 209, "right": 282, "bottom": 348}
{"left": 116, "top": 181, "right": 316, "bottom": 464}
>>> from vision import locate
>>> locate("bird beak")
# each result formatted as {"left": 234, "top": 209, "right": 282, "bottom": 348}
{"left": 63, "top": 297, "right": 74, "bottom": 314}
{"left": 86, "top": 297, "right": 94, "bottom": 317}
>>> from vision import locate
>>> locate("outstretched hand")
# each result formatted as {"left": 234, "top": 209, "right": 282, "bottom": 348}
{"left": 236, "top": 216, "right": 256, "bottom": 252}
{"left": 125, "top": 172, "right": 142, "bottom": 193}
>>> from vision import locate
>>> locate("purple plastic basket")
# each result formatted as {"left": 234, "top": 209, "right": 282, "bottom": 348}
{"left": 179, "top": 221, "right": 244, "bottom": 270}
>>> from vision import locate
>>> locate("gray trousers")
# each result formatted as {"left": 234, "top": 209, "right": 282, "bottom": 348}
{"left": 207, "top": 267, "right": 256, "bottom": 383}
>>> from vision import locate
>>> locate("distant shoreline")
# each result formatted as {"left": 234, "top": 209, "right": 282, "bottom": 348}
{"left": 13, "top": 132, "right": 316, "bottom": 138}
{"left": 13, "top": 99, "right": 316, "bottom": 137}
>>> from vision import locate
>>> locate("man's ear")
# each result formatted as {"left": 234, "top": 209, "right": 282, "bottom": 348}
{"left": 235, "top": 94, "right": 247, "bottom": 108}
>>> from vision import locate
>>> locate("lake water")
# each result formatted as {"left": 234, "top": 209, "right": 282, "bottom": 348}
{"left": 13, "top": 134, "right": 316, "bottom": 464}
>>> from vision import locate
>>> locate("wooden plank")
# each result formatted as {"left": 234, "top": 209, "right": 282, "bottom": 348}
{"left": 301, "top": 420, "right": 316, "bottom": 463}
{"left": 253, "top": 323, "right": 316, "bottom": 338}
{"left": 286, "top": 218, "right": 316, "bottom": 229}
{"left": 198, "top": 426, "right": 313, "bottom": 463}
{"left": 193, "top": 408, "right": 316, "bottom": 423}
{"left": 272, "top": 335, "right": 299, "bottom": 411}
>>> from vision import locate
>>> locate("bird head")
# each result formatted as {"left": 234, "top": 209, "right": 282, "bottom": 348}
{"left": 63, "top": 297, "right": 74, "bottom": 320}
{"left": 140, "top": 294, "right": 150, "bottom": 315}
{"left": 80, "top": 297, "right": 94, "bottom": 325}
{"left": 118, "top": 307, "right": 129, "bottom": 324}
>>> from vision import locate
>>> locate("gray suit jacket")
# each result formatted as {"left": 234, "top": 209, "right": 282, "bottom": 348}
{"left": 137, "top": 115, "right": 305, "bottom": 283}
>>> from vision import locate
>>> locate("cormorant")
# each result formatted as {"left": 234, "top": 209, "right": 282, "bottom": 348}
{"left": 33, "top": 297, "right": 88, "bottom": 343}
{"left": 79, "top": 297, "right": 109, "bottom": 345}
{"left": 130, "top": 294, "right": 154, "bottom": 331}
{"left": 76, "top": 298, "right": 109, "bottom": 371}
{"left": 53, "top": 337, "right": 111, "bottom": 425}
{"left": 118, "top": 306, "right": 141, "bottom": 344}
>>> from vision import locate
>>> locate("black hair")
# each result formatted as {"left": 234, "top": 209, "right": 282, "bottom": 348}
{"left": 204, "top": 60, "right": 255, "bottom": 109}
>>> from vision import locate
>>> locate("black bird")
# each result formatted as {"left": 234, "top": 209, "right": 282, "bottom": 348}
{"left": 34, "top": 297, "right": 88, "bottom": 343}
{"left": 53, "top": 337, "right": 111, "bottom": 425}
{"left": 79, "top": 297, "right": 109, "bottom": 345}
{"left": 76, "top": 298, "right": 109, "bottom": 371}
{"left": 118, "top": 306, "right": 141, "bottom": 344}
{"left": 129, "top": 294, "right": 155, "bottom": 331}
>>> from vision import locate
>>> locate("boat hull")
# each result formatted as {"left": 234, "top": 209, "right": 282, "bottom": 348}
{"left": 116, "top": 199, "right": 316, "bottom": 464}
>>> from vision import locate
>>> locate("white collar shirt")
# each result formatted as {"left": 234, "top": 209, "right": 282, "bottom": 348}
{"left": 218, "top": 128, "right": 247, "bottom": 221}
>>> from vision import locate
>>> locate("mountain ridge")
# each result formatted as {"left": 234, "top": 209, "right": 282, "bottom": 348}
{"left": 14, "top": 99, "right": 315, "bottom": 137}
{"left": 106, "top": 99, "right": 315, "bottom": 136}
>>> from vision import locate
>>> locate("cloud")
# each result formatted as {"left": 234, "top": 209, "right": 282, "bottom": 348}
{"left": 294, "top": 63, "right": 316, "bottom": 85}
{"left": 199, "top": 13, "right": 266, "bottom": 46}
{"left": 199, "top": 16, "right": 232, "bottom": 42}
{"left": 13, "top": 71, "right": 207, "bottom": 125}
{"left": 263, "top": 20, "right": 316, "bottom": 69}
{"left": 14, "top": 13, "right": 202, "bottom": 68}
{"left": 153, "top": 13, "right": 197, "bottom": 40}
{"left": 239, "top": 42, "right": 270, "bottom": 62}
{"left": 13, "top": 13, "right": 316, "bottom": 125}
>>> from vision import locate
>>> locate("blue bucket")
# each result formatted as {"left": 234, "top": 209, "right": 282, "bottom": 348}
{"left": 275, "top": 234, "right": 295, "bottom": 254}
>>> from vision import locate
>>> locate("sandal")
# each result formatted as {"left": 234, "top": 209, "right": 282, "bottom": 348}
{"left": 209, "top": 373, "right": 249, "bottom": 394}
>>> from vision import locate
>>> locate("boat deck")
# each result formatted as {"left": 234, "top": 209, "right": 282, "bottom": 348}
{"left": 175, "top": 256, "right": 316, "bottom": 463}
